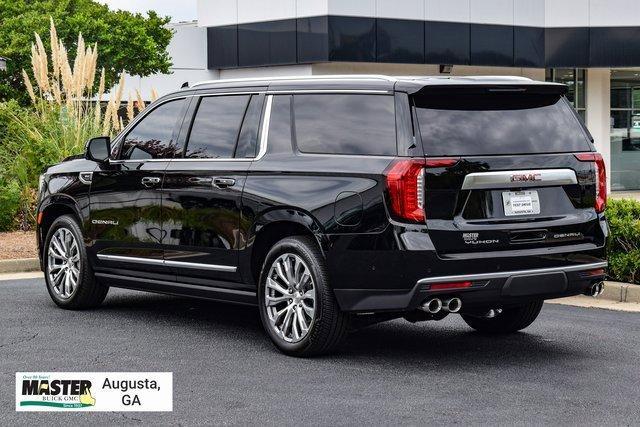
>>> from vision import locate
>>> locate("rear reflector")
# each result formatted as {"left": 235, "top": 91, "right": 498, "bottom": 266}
{"left": 582, "top": 268, "right": 606, "bottom": 277}
{"left": 574, "top": 152, "right": 607, "bottom": 213}
{"left": 429, "top": 281, "right": 473, "bottom": 290}
{"left": 37, "top": 212, "right": 43, "bottom": 225}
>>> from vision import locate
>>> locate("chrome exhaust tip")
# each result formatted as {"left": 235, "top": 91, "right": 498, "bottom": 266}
{"left": 586, "top": 282, "right": 604, "bottom": 297}
{"left": 443, "top": 297, "right": 462, "bottom": 313}
{"left": 421, "top": 298, "right": 442, "bottom": 314}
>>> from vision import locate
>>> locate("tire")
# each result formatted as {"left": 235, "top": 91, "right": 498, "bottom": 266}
{"left": 461, "top": 300, "right": 544, "bottom": 334}
{"left": 258, "top": 236, "right": 349, "bottom": 357}
{"left": 43, "top": 215, "right": 108, "bottom": 309}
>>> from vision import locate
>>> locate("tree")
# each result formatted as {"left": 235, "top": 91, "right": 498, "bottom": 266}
{"left": 0, "top": 0, "right": 173, "bottom": 103}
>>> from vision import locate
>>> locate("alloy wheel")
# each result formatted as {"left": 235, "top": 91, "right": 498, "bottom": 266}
{"left": 264, "top": 253, "right": 316, "bottom": 343}
{"left": 47, "top": 227, "right": 80, "bottom": 299}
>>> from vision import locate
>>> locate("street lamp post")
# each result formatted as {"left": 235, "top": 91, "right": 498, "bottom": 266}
{"left": 0, "top": 57, "right": 7, "bottom": 72}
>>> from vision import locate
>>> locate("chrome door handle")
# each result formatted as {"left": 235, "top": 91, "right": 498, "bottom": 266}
{"left": 188, "top": 177, "right": 214, "bottom": 185}
{"left": 213, "top": 177, "right": 235, "bottom": 188}
{"left": 141, "top": 176, "right": 161, "bottom": 187}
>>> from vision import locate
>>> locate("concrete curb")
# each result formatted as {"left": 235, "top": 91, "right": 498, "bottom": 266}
{"left": 0, "top": 258, "right": 40, "bottom": 274}
{"left": 602, "top": 281, "right": 640, "bottom": 303}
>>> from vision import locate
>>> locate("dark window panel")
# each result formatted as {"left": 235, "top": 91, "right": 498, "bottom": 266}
{"left": 328, "top": 16, "right": 376, "bottom": 62}
{"left": 590, "top": 27, "right": 640, "bottom": 67}
{"left": 207, "top": 25, "right": 238, "bottom": 69}
{"left": 297, "top": 16, "right": 329, "bottom": 63}
{"left": 514, "top": 26, "right": 544, "bottom": 67}
{"left": 545, "top": 27, "right": 589, "bottom": 67}
{"left": 238, "top": 19, "right": 296, "bottom": 67}
{"left": 185, "top": 95, "right": 250, "bottom": 159}
{"left": 235, "top": 95, "right": 264, "bottom": 158}
{"left": 377, "top": 18, "right": 424, "bottom": 63}
{"left": 121, "top": 99, "right": 187, "bottom": 160}
{"left": 293, "top": 94, "right": 397, "bottom": 156}
{"left": 470, "top": 24, "right": 514, "bottom": 66}
{"left": 425, "top": 21, "right": 469, "bottom": 65}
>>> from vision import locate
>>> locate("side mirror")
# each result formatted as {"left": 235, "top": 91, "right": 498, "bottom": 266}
{"left": 85, "top": 136, "right": 111, "bottom": 163}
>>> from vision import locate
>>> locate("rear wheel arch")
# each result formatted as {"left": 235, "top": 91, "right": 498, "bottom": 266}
{"left": 247, "top": 212, "right": 327, "bottom": 286}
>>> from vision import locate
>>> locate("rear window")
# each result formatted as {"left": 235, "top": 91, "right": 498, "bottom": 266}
{"left": 413, "top": 91, "right": 592, "bottom": 156}
{"left": 293, "top": 94, "right": 397, "bottom": 156}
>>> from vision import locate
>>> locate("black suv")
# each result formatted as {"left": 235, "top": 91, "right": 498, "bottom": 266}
{"left": 37, "top": 75, "right": 608, "bottom": 356}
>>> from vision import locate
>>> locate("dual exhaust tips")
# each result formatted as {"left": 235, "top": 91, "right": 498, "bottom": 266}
{"left": 421, "top": 297, "right": 462, "bottom": 314}
{"left": 586, "top": 282, "right": 604, "bottom": 297}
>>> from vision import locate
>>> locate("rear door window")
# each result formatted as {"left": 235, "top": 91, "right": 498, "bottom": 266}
{"left": 185, "top": 95, "right": 250, "bottom": 159}
{"left": 293, "top": 94, "right": 397, "bottom": 156}
{"left": 413, "top": 91, "right": 592, "bottom": 156}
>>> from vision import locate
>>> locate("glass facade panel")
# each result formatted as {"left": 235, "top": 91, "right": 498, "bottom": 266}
{"left": 546, "top": 68, "right": 586, "bottom": 115}
{"left": 611, "top": 70, "right": 640, "bottom": 190}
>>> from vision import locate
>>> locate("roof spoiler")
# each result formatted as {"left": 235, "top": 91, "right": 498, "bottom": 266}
{"left": 404, "top": 82, "right": 568, "bottom": 96}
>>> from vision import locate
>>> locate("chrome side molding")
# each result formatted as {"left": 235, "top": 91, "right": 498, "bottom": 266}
{"left": 96, "top": 254, "right": 237, "bottom": 273}
{"left": 461, "top": 168, "right": 578, "bottom": 190}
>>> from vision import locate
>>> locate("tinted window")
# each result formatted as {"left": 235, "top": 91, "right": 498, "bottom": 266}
{"left": 185, "top": 95, "right": 250, "bottom": 159}
{"left": 120, "top": 99, "right": 186, "bottom": 160}
{"left": 267, "top": 95, "right": 293, "bottom": 154}
{"left": 414, "top": 92, "right": 592, "bottom": 156}
{"left": 293, "top": 94, "right": 396, "bottom": 155}
{"left": 235, "top": 95, "right": 264, "bottom": 158}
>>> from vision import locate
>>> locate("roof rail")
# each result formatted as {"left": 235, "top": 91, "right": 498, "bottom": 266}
{"left": 190, "top": 74, "right": 398, "bottom": 88}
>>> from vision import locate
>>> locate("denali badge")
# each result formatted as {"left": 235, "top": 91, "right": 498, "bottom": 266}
{"left": 91, "top": 219, "right": 119, "bottom": 226}
{"left": 510, "top": 173, "right": 542, "bottom": 182}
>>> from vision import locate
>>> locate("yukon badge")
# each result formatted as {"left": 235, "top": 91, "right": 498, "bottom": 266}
{"left": 510, "top": 173, "right": 542, "bottom": 182}
{"left": 463, "top": 232, "right": 499, "bottom": 245}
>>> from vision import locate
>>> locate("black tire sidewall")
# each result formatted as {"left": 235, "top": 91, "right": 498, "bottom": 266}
{"left": 44, "top": 215, "right": 90, "bottom": 308}
{"left": 258, "top": 237, "right": 327, "bottom": 355}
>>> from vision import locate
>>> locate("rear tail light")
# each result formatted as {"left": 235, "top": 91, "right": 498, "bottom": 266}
{"left": 385, "top": 159, "right": 426, "bottom": 222}
{"left": 575, "top": 152, "right": 607, "bottom": 213}
{"left": 384, "top": 157, "right": 459, "bottom": 222}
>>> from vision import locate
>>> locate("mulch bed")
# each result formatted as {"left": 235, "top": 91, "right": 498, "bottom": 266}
{"left": 0, "top": 231, "right": 38, "bottom": 260}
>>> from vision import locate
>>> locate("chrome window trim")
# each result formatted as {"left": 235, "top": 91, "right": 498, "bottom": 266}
{"left": 109, "top": 91, "right": 273, "bottom": 164}
{"left": 266, "top": 89, "right": 391, "bottom": 95}
{"left": 461, "top": 168, "right": 578, "bottom": 190}
{"left": 416, "top": 262, "right": 607, "bottom": 286}
{"left": 97, "top": 254, "right": 237, "bottom": 272}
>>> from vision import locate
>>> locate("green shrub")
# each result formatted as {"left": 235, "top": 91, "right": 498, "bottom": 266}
{"left": 606, "top": 198, "right": 640, "bottom": 284}
{"left": 0, "top": 178, "right": 21, "bottom": 231}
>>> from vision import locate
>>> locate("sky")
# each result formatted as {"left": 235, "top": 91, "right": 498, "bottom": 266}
{"left": 97, "top": 0, "right": 198, "bottom": 22}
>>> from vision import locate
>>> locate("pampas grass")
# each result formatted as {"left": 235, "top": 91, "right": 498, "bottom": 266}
{"left": 0, "top": 19, "right": 158, "bottom": 230}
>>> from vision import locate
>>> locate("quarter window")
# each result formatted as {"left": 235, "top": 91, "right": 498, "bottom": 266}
{"left": 185, "top": 95, "right": 250, "bottom": 159}
{"left": 120, "top": 98, "right": 186, "bottom": 160}
{"left": 293, "top": 94, "right": 397, "bottom": 156}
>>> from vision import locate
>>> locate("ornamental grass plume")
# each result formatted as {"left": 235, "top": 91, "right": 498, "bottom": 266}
{"left": 0, "top": 18, "right": 156, "bottom": 230}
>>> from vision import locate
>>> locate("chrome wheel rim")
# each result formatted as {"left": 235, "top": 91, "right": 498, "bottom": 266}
{"left": 265, "top": 253, "right": 316, "bottom": 343}
{"left": 47, "top": 227, "right": 80, "bottom": 299}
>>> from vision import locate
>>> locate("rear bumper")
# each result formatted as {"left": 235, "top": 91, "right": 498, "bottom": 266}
{"left": 333, "top": 261, "right": 607, "bottom": 312}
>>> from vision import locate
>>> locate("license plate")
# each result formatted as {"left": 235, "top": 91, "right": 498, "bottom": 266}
{"left": 502, "top": 190, "right": 540, "bottom": 216}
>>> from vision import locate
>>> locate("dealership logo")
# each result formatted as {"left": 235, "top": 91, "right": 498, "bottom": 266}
{"left": 16, "top": 372, "right": 173, "bottom": 412}
{"left": 18, "top": 376, "right": 96, "bottom": 409}
{"left": 510, "top": 173, "right": 542, "bottom": 182}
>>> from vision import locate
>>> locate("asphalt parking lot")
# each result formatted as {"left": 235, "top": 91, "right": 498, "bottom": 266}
{"left": 1, "top": 277, "right": 639, "bottom": 425}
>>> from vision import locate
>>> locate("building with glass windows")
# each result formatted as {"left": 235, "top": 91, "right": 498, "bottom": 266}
{"left": 135, "top": 0, "right": 640, "bottom": 192}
